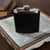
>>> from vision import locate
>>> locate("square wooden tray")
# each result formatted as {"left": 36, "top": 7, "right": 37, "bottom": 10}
{"left": 0, "top": 11, "right": 50, "bottom": 50}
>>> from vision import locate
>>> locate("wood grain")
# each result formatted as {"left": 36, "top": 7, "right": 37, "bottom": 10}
{"left": 15, "top": 0, "right": 50, "bottom": 16}
{"left": 0, "top": 33, "right": 14, "bottom": 50}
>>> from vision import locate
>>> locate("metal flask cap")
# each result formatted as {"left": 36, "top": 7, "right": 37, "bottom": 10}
{"left": 23, "top": 5, "right": 30, "bottom": 12}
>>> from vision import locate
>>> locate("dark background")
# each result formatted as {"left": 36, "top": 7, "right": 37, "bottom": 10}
{"left": 15, "top": 0, "right": 50, "bottom": 16}
{"left": 0, "top": 0, "right": 50, "bottom": 50}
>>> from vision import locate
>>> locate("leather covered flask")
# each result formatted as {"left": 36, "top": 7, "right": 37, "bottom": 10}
{"left": 13, "top": 5, "right": 40, "bottom": 33}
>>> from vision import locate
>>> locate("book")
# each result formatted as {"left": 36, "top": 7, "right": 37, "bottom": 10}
{"left": 0, "top": 12, "right": 50, "bottom": 50}
{"left": 0, "top": 0, "right": 12, "bottom": 10}
{"left": 0, "top": 0, "right": 16, "bottom": 17}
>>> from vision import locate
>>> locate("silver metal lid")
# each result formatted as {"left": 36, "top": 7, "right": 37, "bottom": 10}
{"left": 15, "top": 5, "right": 39, "bottom": 13}
{"left": 30, "top": 8, "right": 39, "bottom": 13}
{"left": 23, "top": 5, "right": 30, "bottom": 8}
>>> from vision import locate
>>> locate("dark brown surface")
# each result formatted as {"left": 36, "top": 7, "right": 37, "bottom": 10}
{"left": 15, "top": 0, "right": 50, "bottom": 16}
{"left": 0, "top": 33, "right": 14, "bottom": 50}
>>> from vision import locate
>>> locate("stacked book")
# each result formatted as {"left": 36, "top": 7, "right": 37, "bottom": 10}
{"left": 0, "top": 0, "right": 16, "bottom": 17}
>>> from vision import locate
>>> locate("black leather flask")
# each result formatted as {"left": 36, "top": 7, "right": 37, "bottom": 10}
{"left": 13, "top": 5, "right": 40, "bottom": 33}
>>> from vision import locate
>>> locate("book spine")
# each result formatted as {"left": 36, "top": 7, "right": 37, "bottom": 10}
{"left": 0, "top": 1, "right": 16, "bottom": 17}
{"left": 0, "top": 7, "right": 5, "bottom": 10}
{"left": 0, "top": 12, "right": 7, "bottom": 17}
{"left": 8, "top": 1, "right": 16, "bottom": 15}
{"left": 0, "top": 0, "right": 12, "bottom": 10}
{"left": 4, "top": 0, "right": 12, "bottom": 10}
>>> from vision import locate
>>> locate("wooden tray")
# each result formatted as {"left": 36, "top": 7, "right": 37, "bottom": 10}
{"left": 0, "top": 12, "right": 50, "bottom": 50}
